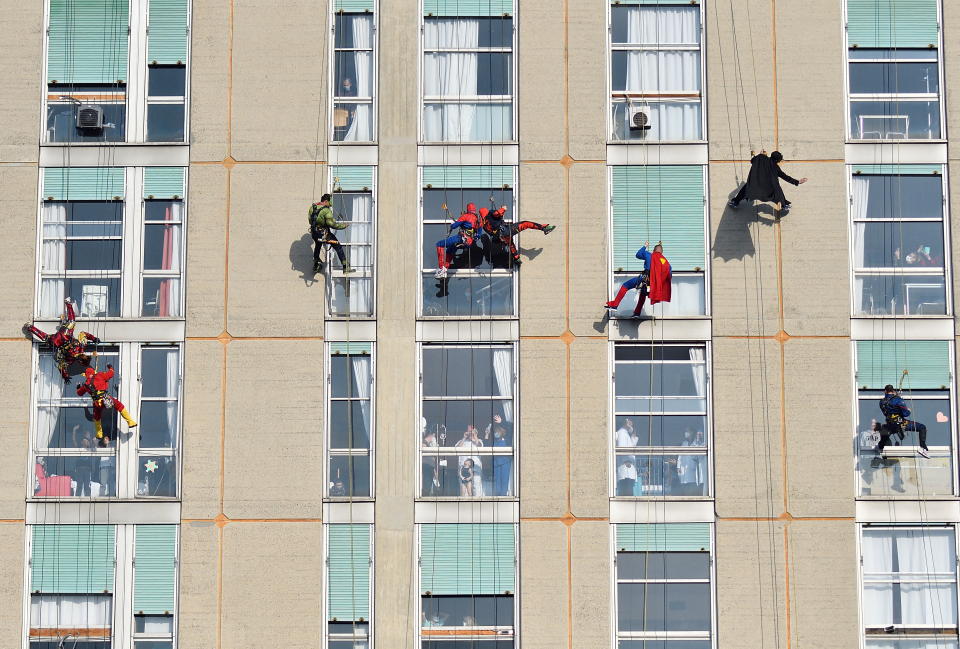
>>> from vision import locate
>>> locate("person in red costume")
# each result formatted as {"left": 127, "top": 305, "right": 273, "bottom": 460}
{"left": 434, "top": 202, "right": 483, "bottom": 279}
{"left": 604, "top": 242, "right": 672, "bottom": 318}
{"left": 76, "top": 364, "right": 138, "bottom": 438}
{"left": 23, "top": 298, "right": 100, "bottom": 381}
{"left": 479, "top": 205, "right": 555, "bottom": 268}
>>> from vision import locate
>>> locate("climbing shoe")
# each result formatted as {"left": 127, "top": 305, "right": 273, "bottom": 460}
{"left": 343, "top": 264, "right": 355, "bottom": 274}
{"left": 312, "top": 260, "right": 323, "bottom": 273}
{"left": 435, "top": 267, "right": 448, "bottom": 279}
{"left": 917, "top": 447, "right": 930, "bottom": 459}
{"left": 511, "top": 256, "right": 523, "bottom": 268}
{"left": 727, "top": 200, "right": 739, "bottom": 209}
{"left": 543, "top": 225, "right": 556, "bottom": 235}
{"left": 604, "top": 302, "right": 618, "bottom": 310}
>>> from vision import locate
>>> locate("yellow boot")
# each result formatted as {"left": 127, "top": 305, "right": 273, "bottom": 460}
{"left": 120, "top": 408, "right": 138, "bottom": 428}
{"left": 94, "top": 419, "right": 104, "bottom": 439}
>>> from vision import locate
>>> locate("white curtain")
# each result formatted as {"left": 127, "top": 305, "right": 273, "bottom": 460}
{"left": 866, "top": 640, "right": 959, "bottom": 649}
{"left": 40, "top": 204, "right": 67, "bottom": 318}
{"left": 340, "top": 194, "right": 373, "bottom": 268}
{"left": 36, "top": 354, "right": 68, "bottom": 449}
{"left": 851, "top": 178, "right": 869, "bottom": 313}
{"left": 30, "top": 594, "right": 112, "bottom": 629}
{"left": 688, "top": 347, "right": 706, "bottom": 398}
{"left": 165, "top": 348, "right": 180, "bottom": 447}
{"left": 629, "top": 275, "right": 705, "bottom": 317}
{"left": 158, "top": 202, "right": 183, "bottom": 317}
{"left": 626, "top": 6, "right": 701, "bottom": 45}
{"left": 424, "top": 103, "right": 511, "bottom": 141}
{"left": 351, "top": 355, "right": 372, "bottom": 445}
{"left": 492, "top": 348, "right": 513, "bottom": 422}
{"left": 423, "top": 19, "right": 481, "bottom": 141}
{"left": 344, "top": 104, "right": 373, "bottom": 141}
{"left": 343, "top": 16, "right": 374, "bottom": 141}
{"left": 331, "top": 277, "right": 372, "bottom": 315}
{"left": 625, "top": 51, "right": 701, "bottom": 93}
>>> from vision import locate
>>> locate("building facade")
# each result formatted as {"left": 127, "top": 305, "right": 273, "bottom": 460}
{"left": 0, "top": 0, "right": 958, "bottom": 648}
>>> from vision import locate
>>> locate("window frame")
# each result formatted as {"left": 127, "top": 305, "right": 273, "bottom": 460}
{"left": 329, "top": 3, "right": 378, "bottom": 143}
{"left": 418, "top": 5, "right": 518, "bottom": 144}
{"left": 323, "top": 523, "right": 374, "bottom": 649}
{"left": 417, "top": 342, "right": 518, "bottom": 500}
{"left": 846, "top": 168, "right": 952, "bottom": 318}
{"left": 606, "top": 0, "right": 706, "bottom": 144}
{"left": 610, "top": 342, "right": 713, "bottom": 500}
{"left": 326, "top": 167, "right": 377, "bottom": 318}
{"left": 325, "top": 343, "right": 376, "bottom": 500}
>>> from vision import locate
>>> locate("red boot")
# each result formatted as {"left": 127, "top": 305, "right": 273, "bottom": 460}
{"left": 605, "top": 284, "right": 630, "bottom": 309}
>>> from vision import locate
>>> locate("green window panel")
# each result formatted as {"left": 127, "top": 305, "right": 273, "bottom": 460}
{"left": 611, "top": 165, "right": 705, "bottom": 272}
{"left": 332, "top": 166, "right": 375, "bottom": 192}
{"left": 31, "top": 525, "right": 116, "bottom": 593}
{"left": 328, "top": 524, "right": 371, "bottom": 621}
{"left": 616, "top": 523, "right": 711, "bottom": 552}
{"left": 134, "top": 525, "right": 177, "bottom": 615}
{"left": 847, "top": 0, "right": 939, "bottom": 48}
{"left": 43, "top": 167, "right": 125, "bottom": 201}
{"left": 851, "top": 164, "right": 942, "bottom": 176}
{"left": 856, "top": 340, "right": 951, "bottom": 389}
{"left": 48, "top": 0, "right": 130, "bottom": 84}
{"left": 336, "top": 0, "right": 375, "bottom": 11}
{"left": 422, "top": 166, "right": 514, "bottom": 189}
{"left": 610, "top": 0, "right": 699, "bottom": 4}
{"left": 148, "top": 0, "right": 189, "bottom": 64}
{"left": 330, "top": 342, "right": 373, "bottom": 355}
{"left": 144, "top": 167, "right": 186, "bottom": 198}
{"left": 420, "top": 524, "right": 515, "bottom": 595}
{"left": 424, "top": 0, "right": 512, "bottom": 16}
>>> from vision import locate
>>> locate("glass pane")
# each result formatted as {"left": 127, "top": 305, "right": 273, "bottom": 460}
{"left": 617, "top": 552, "right": 710, "bottom": 580}
{"left": 849, "top": 62, "right": 939, "bottom": 94}
{"left": 137, "top": 456, "right": 177, "bottom": 497}
{"left": 423, "top": 190, "right": 513, "bottom": 224}
{"left": 146, "top": 201, "right": 183, "bottom": 220}
{"left": 616, "top": 454, "right": 708, "bottom": 497}
{"left": 420, "top": 450, "right": 514, "bottom": 497}
{"left": 135, "top": 642, "right": 174, "bottom": 649}
{"left": 420, "top": 642, "right": 513, "bottom": 649}
{"left": 335, "top": 52, "right": 372, "bottom": 97}
{"left": 615, "top": 415, "right": 708, "bottom": 448}
{"left": 332, "top": 193, "right": 373, "bottom": 224}
{"left": 857, "top": 397, "right": 952, "bottom": 447}
{"left": 47, "top": 201, "right": 123, "bottom": 222}
{"left": 135, "top": 614, "right": 174, "bottom": 633}
{"left": 333, "top": 102, "right": 373, "bottom": 141}
{"left": 421, "top": 595, "right": 514, "bottom": 627}
{"left": 611, "top": 5, "right": 701, "bottom": 45}
{"left": 849, "top": 49, "right": 938, "bottom": 60}
{"left": 329, "top": 642, "right": 369, "bottom": 649}
{"left": 328, "top": 455, "right": 370, "bottom": 497}
{"left": 30, "top": 644, "right": 111, "bottom": 649}
{"left": 142, "top": 277, "right": 182, "bottom": 317}
{"left": 858, "top": 175, "right": 943, "bottom": 220}
{"left": 334, "top": 13, "right": 374, "bottom": 49}
{"left": 850, "top": 101, "right": 941, "bottom": 139}
{"left": 421, "top": 400, "right": 513, "bottom": 436}
{"left": 422, "top": 274, "right": 514, "bottom": 316}
{"left": 615, "top": 363, "right": 706, "bottom": 399}
{"left": 330, "top": 400, "right": 371, "bottom": 449}
{"left": 329, "top": 276, "right": 373, "bottom": 315}
{"left": 611, "top": 51, "right": 701, "bottom": 93}
{"left": 331, "top": 354, "right": 371, "bottom": 398}
{"left": 611, "top": 101, "right": 703, "bottom": 142}
{"left": 138, "top": 402, "right": 178, "bottom": 448}
{"left": 148, "top": 65, "right": 186, "bottom": 96}
{"left": 423, "top": 17, "right": 512, "bottom": 48}
{"left": 422, "top": 347, "right": 512, "bottom": 397}
{"left": 864, "top": 639, "right": 959, "bottom": 649}
{"left": 34, "top": 454, "right": 116, "bottom": 497}
{"left": 65, "top": 240, "right": 122, "bottom": 271}
{"left": 30, "top": 593, "right": 112, "bottom": 635}
{"left": 854, "top": 222, "right": 944, "bottom": 268}
{"left": 46, "top": 103, "right": 126, "bottom": 142}
{"left": 613, "top": 273, "right": 706, "bottom": 316}
{"left": 616, "top": 345, "right": 700, "bottom": 362}
{"left": 617, "top": 583, "right": 711, "bottom": 632}
{"left": 423, "top": 103, "right": 512, "bottom": 142}
{"left": 853, "top": 275, "right": 947, "bottom": 316}
{"left": 142, "top": 349, "right": 179, "bottom": 398}
{"left": 36, "top": 408, "right": 119, "bottom": 449}
{"left": 147, "top": 103, "right": 185, "bottom": 142}
{"left": 329, "top": 621, "right": 369, "bottom": 635}
{"left": 424, "top": 53, "right": 511, "bottom": 95}
{"left": 144, "top": 223, "right": 183, "bottom": 270}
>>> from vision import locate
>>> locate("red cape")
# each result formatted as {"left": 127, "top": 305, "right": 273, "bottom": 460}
{"left": 649, "top": 251, "right": 672, "bottom": 304}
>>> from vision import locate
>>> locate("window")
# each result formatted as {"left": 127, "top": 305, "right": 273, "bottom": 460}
{"left": 421, "top": 166, "right": 516, "bottom": 317}
{"left": 39, "top": 167, "right": 187, "bottom": 319}
{"left": 332, "top": 1, "right": 375, "bottom": 142}
{"left": 861, "top": 526, "right": 958, "bottom": 648}
{"left": 613, "top": 344, "right": 709, "bottom": 498}
{"left": 849, "top": 167, "right": 948, "bottom": 316}
{"left": 615, "top": 523, "right": 714, "bottom": 649}
{"left": 846, "top": 0, "right": 942, "bottom": 140}
{"left": 28, "top": 524, "right": 178, "bottom": 649}
{"left": 855, "top": 340, "right": 954, "bottom": 498}
{"left": 419, "top": 524, "right": 516, "bottom": 648}
{"left": 326, "top": 524, "right": 373, "bottom": 649}
{"left": 327, "top": 343, "right": 373, "bottom": 499}
{"left": 420, "top": 345, "right": 515, "bottom": 498}
{"left": 609, "top": 1, "right": 703, "bottom": 142}
{"left": 44, "top": 0, "right": 190, "bottom": 144}
{"left": 32, "top": 344, "right": 182, "bottom": 499}
{"left": 421, "top": 0, "right": 515, "bottom": 142}
{"left": 609, "top": 166, "right": 707, "bottom": 317}
{"left": 329, "top": 166, "right": 376, "bottom": 317}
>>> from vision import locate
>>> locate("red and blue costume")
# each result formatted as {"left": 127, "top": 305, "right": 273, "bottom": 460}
{"left": 480, "top": 206, "right": 555, "bottom": 266}
{"left": 24, "top": 298, "right": 100, "bottom": 380}
{"left": 435, "top": 203, "right": 482, "bottom": 276}
{"left": 605, "top": 246, "right": 672, "bottom": 316}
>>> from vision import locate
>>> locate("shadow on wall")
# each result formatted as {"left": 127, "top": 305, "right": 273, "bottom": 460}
{"left": 711, "top": 185, "right": 782, "bottom": 262}
{"left": 290, "top": 233, "right": 320, "bottom": 286}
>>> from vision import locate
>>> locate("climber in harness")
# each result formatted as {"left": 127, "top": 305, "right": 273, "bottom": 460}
{"left": 434, "top": 202, "right": 482, "bottom": 279}
{"left": 308, "top": 194, "right": 353, "bottom": 274}
{"left": 76, "top": 364, "right": 137, "bottom": 439}
{"left": 23, "top": 297, "right": 100, "bottom": 381}
{"left": 479, "top": 204, "right": 556, "bottom": 268}
{"left": 604, "top": 242, "right": 672, "bottom": 318}
{"left": 728, "top": 150, "right": 807, "bottom": 212}
{"left": 879, "top": 384, "right": 929, "bottom": 459}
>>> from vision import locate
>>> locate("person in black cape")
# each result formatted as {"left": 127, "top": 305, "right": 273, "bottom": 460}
{"left": 728, "top": 150, "right": 807, "bottom": 211}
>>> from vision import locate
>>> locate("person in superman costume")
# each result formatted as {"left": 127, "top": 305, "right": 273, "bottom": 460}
{"left": 604, "top": 242, "right": 672, "bottom": 318}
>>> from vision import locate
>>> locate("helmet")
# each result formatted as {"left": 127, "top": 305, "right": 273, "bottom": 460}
{"left": 466, "top": 202, "right": 477, "bottom": 213}
{"left": 84, "top": 367, "right": 96, "bottom": 379}
{"left": 479, "top": 208, "right": 489, "bottom": 218}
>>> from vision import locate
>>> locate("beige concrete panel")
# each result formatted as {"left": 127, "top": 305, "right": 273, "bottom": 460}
{"left": 518, "top": 163, "right": 565, "bottom": 335}
{"left": 570, "top": 338, "right": 609, "bottom": 518}
{"left": 570, "top": 521, "right": 611, "bottom": 649}
{"left": 230, "top": 0, "right": 326, "bottom": 162}
{"left": 951, "top": 162, "right": 960, "bottom": 307}
{"left": 706, "top": 0, "right": 777, "bottom": 161}
{"left": 0, "top": 525, "right": 23, "bottom": 648}
{"left": 774, "top": 0, "right": 845, "bottom": 160}
{"left": 226, "top": 164, "right": 325, "bottom": 337}
{"left": 569, "top": 163, "right": 610, "bottom": 337}
{"left": 713, "top": 337, "right": 784, "bottom": 518}
{"left": 517, "top": 0, "right": 565, "bottom": 161}
{"left": 519, "top": 521, "right": 568, "bottom": 649}
{"left": 373, "top": 524, "right": 417, "bottom": 647}
{"left": 181, "top": 341, "right": 223, "bottom": 520}
{"left": 709, "top": 163, "right": 781, "bottom": 336}
{"left": 185, "top": 164, "right": 228, "bottom": 337}
{"left": 223, "top": 340, "right": 323, "bottom": 519}
{"left": 378, "top": 0, "right": 420, "bottom": 151}
{"left": 567, "top": 1, "right": 607, "bottom": 160}
{"left": 788, "top": 521, "right": 859, "bottom": 649}
{"left": 221, "top": 522, "right": 322, "bottom": 648}
{"left": 519, "top": 339, "right": 566, "bottom": 517}
{"left": 189, "top": 0, "right": 231, "bottom": 162}
{"left": 716, "top": 519, "right": 788, "bottom": 649}
{"left": 177, "top": 522, "right": 219, "bottom": 649}
{"left": 779, "top": 162, "right": 849, "bottom": 336}
{"left": 783, "top": 340, "right": 853, "bottom": 518}
{"left": 944, "top": 2, "right": 960, "bottom": 144}
{"left": 0, "top": 166, "right": 38, "bottom": 333}
{"left": 0, "top": 5, "right": 41, "bottom": 162}
{"left": 0, "top": 343, "right": 30, "bottom": 518}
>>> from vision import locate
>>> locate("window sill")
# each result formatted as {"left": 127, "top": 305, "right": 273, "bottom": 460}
{"left": 41, "top": 141, "right": 189, "bottom": 147}
{"left": 846, "top": 139, "right": 947, "bottom": 145}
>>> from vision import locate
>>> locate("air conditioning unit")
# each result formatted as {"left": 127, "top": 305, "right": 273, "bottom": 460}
{"left": 628, "top": 105, "right": 653, "bottom": 132}
{"left": 76, "top": 104, "right": 104, "bottom": 130}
